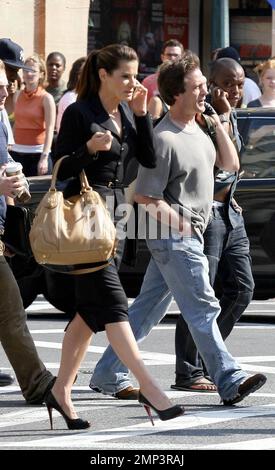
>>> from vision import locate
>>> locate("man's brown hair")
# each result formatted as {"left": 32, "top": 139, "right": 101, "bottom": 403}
{"left": 161, "top": 39, "right": 184, "bottom": 55}
{"left": 158, "top": 54, "right": 200, "bottom": 106}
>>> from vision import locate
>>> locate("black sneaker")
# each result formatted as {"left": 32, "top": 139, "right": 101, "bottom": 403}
{"left": 90, "top": 386, "right": 102, "bottom": 393}
{"left": 0, "top": 372, "right": 14, "bottom": 387}
{"left": 223, "top": 373, "right": 267, "bottom": 406}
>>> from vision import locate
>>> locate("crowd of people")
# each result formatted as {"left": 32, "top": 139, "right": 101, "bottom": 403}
{"left": 0, "top": 36, "right": 270, "bottom": 430}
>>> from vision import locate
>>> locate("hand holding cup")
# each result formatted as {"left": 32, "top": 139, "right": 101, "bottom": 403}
{"left": 0, "top": 163, "right": 25, "bottom": 199}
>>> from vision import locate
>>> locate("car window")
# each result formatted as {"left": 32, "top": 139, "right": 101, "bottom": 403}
{"left": 240, "top": 117, "right": 275, "bottom": 179}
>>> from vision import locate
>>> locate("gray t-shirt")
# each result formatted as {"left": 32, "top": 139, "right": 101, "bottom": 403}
{"left": 135, "top": 113, "right": 216, "bottom": 235}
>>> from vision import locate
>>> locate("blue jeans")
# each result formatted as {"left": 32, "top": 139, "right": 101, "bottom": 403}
{"left": 90, "top": 234, "right": 249, "bottom": 400}
{"left": 175, "top": 206, "right": 254, "bottom": 383}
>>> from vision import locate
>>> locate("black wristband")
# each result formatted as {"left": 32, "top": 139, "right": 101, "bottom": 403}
{"left": 219, "top": 113, "right": 230, "bottom": 124}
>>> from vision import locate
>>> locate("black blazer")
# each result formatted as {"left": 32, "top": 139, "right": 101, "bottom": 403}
{"left": 54, "top": 94, "right": 156, "bottom": 198}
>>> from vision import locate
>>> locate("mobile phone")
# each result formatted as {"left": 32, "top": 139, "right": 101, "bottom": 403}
{"left": 204, "top": 101, "right": 216, "bottom": 116}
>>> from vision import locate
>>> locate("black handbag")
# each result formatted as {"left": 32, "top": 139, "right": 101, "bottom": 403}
{"left": 3, "top": 205, "right": 33, "bottom": 257}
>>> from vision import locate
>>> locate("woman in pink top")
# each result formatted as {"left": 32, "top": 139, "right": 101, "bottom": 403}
{"left": 56, "top": 57, "right": 85, "bottom": 133}
{"left": 11, "top": 54, "right": 56, "bottom": 176}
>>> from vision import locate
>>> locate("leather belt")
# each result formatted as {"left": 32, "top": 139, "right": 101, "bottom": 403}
{"left": 214, "top": 185, "right": 231, "bottom": 202}
{"left": 90, "top": 181, "right": 124, "bottom": 189}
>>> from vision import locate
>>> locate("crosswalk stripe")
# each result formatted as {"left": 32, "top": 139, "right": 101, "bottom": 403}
{"left": 203, "top": 437, "right": 275, "bottom": 450}
{"left": 239, "top": 363, "right": 275, "bottom": 374}
{"left": 0, "top": 404, "right": 274, "bottom": 448}
{"left": 26, "top": 297, "right": 275, "bottom": 316}
{"left": 3, "top": 300, "right": 274, "bottom": 449}
{"left": 1, "top": 385, "right": 275, "bottom": 399}
{"left": 0, "top": 386, "right": 216, "bottom": 400}
{"left": 0, "top": 405, "right": 109, "bottom": 429}
{"left": 28, "top": 326, "right": 275, "bottom": 333}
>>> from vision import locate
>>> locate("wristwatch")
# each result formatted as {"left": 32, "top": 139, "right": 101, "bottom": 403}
{"left": 219, "top": 113, "right": 230, "bottom": 124}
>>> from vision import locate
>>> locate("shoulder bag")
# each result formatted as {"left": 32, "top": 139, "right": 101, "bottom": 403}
{"left": 29, "top": 156, "right": 117, "bottom": 274}
{"left": 3, "top": 205, "right": 33, "bottom": 257}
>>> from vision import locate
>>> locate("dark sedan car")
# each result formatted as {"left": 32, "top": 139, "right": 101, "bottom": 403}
{"left": 234, "top": 107, "right": 275, "bottom": 298}
{"left": 8, "top": 107, "right": 275, "bottom": 312}
{"left": 119, "top": 107, "right": 275, "bottom": 299}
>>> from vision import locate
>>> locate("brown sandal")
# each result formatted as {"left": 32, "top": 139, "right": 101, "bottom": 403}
{"left": 171, "top": 377, "right": 217, "bottom": 393}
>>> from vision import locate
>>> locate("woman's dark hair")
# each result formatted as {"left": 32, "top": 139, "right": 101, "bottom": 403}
{"left": 158, "top": 54, "right": 199, "bottom": 106}
{"left": 66, "top": 57, "right": 86, "bottom": 91}
{"left": 77, "top": 44, "right": 138, "bottom": 99}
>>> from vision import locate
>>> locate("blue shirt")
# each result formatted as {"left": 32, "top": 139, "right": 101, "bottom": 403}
{"left": 0, "top": 121, "right": 9, "bottom": 232}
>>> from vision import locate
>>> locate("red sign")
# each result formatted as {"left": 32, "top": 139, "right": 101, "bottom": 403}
{"left": 163, "top": 0, "right": 188, "bottom": 48}
{"left": 231, "top": 15, "right": 271, "bottom": 59}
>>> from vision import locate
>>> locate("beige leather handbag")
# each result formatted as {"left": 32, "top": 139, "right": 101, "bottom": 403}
{"left": 29, "top": 156, "right": 117, "bottom": 274}
{"left": 124, "top": 178, "right": 136, "bottom": 206}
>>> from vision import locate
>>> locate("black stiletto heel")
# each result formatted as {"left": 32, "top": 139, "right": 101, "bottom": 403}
{"left": 45, "top": 391, "right": 90, "bottom": 430}
{"left": 47, "top": 403, "right": 53, "bottom": 430}
{"left": 139, "top": 392, "right": 184, "bottom": 426}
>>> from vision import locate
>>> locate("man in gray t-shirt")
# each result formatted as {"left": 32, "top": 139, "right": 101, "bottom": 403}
{"left": 90, "top": 56, "right": 266, "bottom": 405}
{"left": 136, "top": 111, "right": 216, "bottom": 237}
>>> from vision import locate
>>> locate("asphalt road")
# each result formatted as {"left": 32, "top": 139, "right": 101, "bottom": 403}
{"left": 0, "top": 297, "right": 275, "bottom": 455}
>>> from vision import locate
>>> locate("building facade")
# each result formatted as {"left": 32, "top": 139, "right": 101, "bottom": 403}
{"left": 0, "top": 0, "right": 273, "bottom": 81}
{"left": 87, "top": 0, "right": 273, "bottom": 76}
{"left": 0, "top": 0, "right": 90, "bottom": 82}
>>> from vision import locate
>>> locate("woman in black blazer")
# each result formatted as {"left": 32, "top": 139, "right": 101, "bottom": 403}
{"left": 45, "top": 44, "right": 184, "bottom": 430}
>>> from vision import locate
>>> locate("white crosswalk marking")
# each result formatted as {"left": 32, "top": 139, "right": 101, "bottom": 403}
{"left": 26, "top": 296, "right": 275, "bottom": 316}
{"left": 203, "top": 437, "right": 275, "bottom": 450}
{"left": 0, "top": 403, "right": 275, "bottom": 449}
{"left": 1, "top": 296, "right": 274, "bottom": 450}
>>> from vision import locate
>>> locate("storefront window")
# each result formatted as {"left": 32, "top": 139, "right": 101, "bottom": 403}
{"left": 238, "top": 1, "right": 270, "bottom": 8}
{"left": 87, "top": 0, "right": 189, "bottom": 75}
{"left": 230, "top": 6, "right": 272, "bottom": 63}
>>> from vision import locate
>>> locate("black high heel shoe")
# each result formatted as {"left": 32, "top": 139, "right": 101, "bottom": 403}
{"left": 138, "top": 392, "right": 184, "bottom": 426}
{"left": 45, "top": 391, "right": 90, "bottom": 430}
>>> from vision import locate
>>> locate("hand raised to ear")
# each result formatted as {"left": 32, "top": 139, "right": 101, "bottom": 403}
{"left": 129, "top": 80, "right": 147, "bottom": 117}
{"left": 210, "top": 86, "right": 231, "bottom": 114}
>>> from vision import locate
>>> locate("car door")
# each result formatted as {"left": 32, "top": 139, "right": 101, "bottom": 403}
{"left": 236, "top": 110, "right": 275, "bottom": 297}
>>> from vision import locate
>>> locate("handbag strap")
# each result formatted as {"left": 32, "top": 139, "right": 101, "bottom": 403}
{"left": 79, "top": 170, "right": 92, "bottom": 194}
{"left": 50, "top": 156, "right": 92, "bottom": 193}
